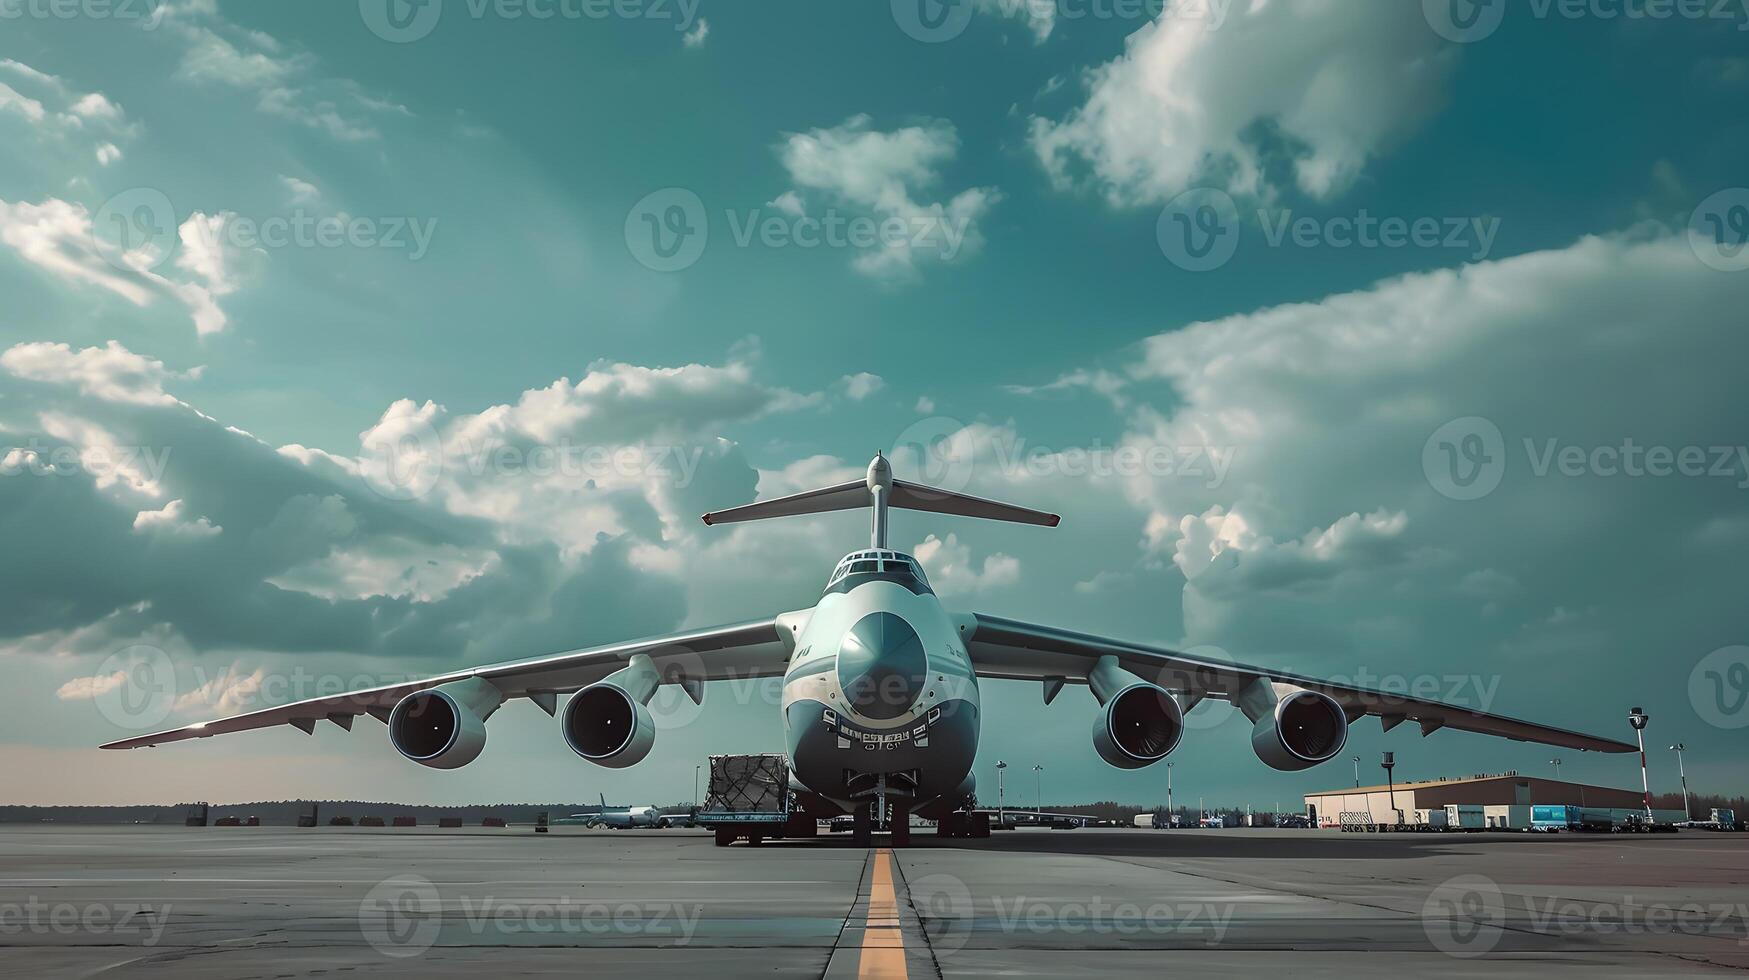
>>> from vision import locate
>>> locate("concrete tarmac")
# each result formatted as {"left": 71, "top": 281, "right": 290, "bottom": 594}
{"left": 0, "top": 825, "right": 1745, "bottom": 978}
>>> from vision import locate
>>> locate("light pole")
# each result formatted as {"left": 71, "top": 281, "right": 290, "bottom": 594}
{"left": 1669, "top": 743, "right": 1690, "bottom": 821}
{"left": 1166, "top": 762, "right": 1174, "bottom": 827}
{"left": 1032, "top": 764, "right": 1044, "bottom": 812}
{"left": 1351, "top": 755, "right": 1361, "bottom": 788}
{"left": 695, "top": 765, "right": 702, "bottom": 807}
{"left": 1382, "top": 751, "right": 1399, "bottom": 827}
{"left": 1628, "top": 706, "right": 1652, "bottom": 823}
{"left": 1549, "top": 758, "right": 1562, "bottom": 782}
{"left": 996, "top": 760, "right": 1007, "bottom": 824}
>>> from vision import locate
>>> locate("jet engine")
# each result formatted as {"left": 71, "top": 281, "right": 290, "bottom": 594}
{"left": 1242, "top": 683, "right": 1349, "bottom": 772}
{"left": 1086, "top": 656, "right": 1183, "bottom": 768}
{"left": 562, "top": 654, "right": 663, "bottom": 768}
{"left": 388, "top": 677, "right": 504, "bottom": 769}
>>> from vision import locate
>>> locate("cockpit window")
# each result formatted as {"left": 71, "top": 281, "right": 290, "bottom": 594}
{"left": 825, "top": 550, "right": 931, "bottom": 593}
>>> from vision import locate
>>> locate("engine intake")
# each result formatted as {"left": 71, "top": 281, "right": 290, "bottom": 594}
{"left": 561, "top": 654, "right": 663, "bottom": 768}
{"left": 388, "top": 678, "right": 501, "bottom": 769}
{"left": 1086, "top": 656, "right": 1183, "bottom": 769}
{"left": 1250, "top": 688, "right": 1348, "bottom": 771}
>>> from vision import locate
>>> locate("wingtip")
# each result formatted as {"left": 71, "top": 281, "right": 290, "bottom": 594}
{"left": 700, "top": 513, "right": 715, "bottom": 526}
{"left": 1045, "top": 514, "right": 1062, "bottom": 528}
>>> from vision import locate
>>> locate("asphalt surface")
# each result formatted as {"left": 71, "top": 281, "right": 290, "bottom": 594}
{"left": 0, "top": 825, "right": 1745, "bottom": 977}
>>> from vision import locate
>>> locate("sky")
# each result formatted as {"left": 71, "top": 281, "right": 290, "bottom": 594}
{"left": 2, "top": 0, "right": 1747, "bottom": 809}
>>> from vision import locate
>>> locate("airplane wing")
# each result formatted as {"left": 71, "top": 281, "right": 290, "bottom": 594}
{"left": 99, "top": 616, "right": 797, "bottom": 750}
{"left": 959, "top": 614, "right": 1635, "bottom": 754}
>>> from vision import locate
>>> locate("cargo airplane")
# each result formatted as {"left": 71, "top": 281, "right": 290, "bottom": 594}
{"left": 102, "top": 454, "right": 1635, "bottom": 845}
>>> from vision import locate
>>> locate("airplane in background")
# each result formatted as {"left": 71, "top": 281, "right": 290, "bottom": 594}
{"left": 567, "top": 794, "right": 672, "bottom": 829}
{"left": 102, "top": 453, "right": 1636, "bottom": 846}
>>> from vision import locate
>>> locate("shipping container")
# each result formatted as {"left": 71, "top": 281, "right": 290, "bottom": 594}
{"left": 1443, "top": 804, "right": 1485, "bottom": 831}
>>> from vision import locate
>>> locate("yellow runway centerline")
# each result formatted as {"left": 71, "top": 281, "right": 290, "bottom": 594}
{"left": 858, "top": 847, "right": 907, "bottom": 979}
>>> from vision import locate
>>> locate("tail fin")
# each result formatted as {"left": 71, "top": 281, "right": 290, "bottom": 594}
{"left": 700, "top": 453, "right": 1058, "bottom": 546}
{"left": 600, "top": 792, "right": 607, "bottom": 808}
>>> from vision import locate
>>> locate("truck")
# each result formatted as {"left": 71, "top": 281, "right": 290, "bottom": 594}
{"left": 694, "top": 754, "right": 817, "bottom": 847}
{"left": 1710, "top": 808, "right": 1738, "bottom": 830}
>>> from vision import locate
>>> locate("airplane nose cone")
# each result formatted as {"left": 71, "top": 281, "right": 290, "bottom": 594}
{"left": 837, "top": 612, "right": 927, "bottom": 720}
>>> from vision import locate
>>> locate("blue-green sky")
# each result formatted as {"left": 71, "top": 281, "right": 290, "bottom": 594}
{"left": 3, "top": 0, "right": 1747, "bottom": 808}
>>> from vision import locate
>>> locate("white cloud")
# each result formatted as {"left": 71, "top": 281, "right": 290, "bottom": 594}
{"left": 682, "top": 17, "right": 709, "bottom": 47}
{"left": 0, "top": 81, "right": 47, "bottom": 123}
{"left": 1030, "top": 1, "right": 1455, "bottom": 204}
{"left": 2, "top": 341, "right": 193, "bottom": 406}
{"left": 70, "top": 92, "right": 122, "bottom": 121}
{"left": 841, "top": 372, "right": 885, "bottom": 401}
{"left": 777, "top": 115, "right": 998, "bottom": 278}
{"left": 55, "top": 670, "right": 129, "bottom": 701}
{"left": 982, "top": 0, "right": 1055, "bottom": 42}
{"left": 915, "top": 396, "right": 936, "bottom": 413}
{"left": 0, "top": 198, "right": 240, "bottom": 335}
{"left": 95, "top": 142, "right": 122, "bottom": 166}
{"left": 279, "top": 174, "right": 320, "bottom": 205}
{"left": 133, "top": 499, "right": 223, "bottom": 537}
{"left": 913, "top": 532, "right": 1020, "bottom": 594}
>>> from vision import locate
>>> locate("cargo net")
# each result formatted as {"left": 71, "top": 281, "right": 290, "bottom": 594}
{"left": 706, "top": 754, "right": 789, "bottom": 813}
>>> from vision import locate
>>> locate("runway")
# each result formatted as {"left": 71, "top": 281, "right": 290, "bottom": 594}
{"left": 1, "top": 825, "right": 1745, "bottom": 977}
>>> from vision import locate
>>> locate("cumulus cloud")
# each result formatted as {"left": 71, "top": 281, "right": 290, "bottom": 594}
{"left": 133, "top": 498, "right": 223, "bottom": 537}
{"left": 1, "top": 341, "right": 193, "bottom": 406}
{"left": 682, "top": 18, "right": 709, "bottom": 47}
{"left": 840, "top": 372, "right": 885, "bottom": 401}
{"left": 777, "top": 115, "right": 998, "bottom": 279}
{"left": 913, "top": 532, "right": 1021, "bottom": 595}
{"left": 0, "top": 198, "right": 240, "bottom": 335}
{"left": 1030, "top": 1, "right": 1455, "bottom": 203}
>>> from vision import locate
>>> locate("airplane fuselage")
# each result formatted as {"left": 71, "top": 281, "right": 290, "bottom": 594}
{"left": 779, "top": 550, "right": 980, "bottom": 818}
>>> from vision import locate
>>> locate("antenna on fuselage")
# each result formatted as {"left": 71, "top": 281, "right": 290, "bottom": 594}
{"left": 698, "top": 453, "right": 1060, "bottom": 545}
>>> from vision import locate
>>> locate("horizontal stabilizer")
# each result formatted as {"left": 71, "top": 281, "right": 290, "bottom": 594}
{"left": 701, "top": 480, "right": 868, "bottom": 526}
{"left": 891, "top": 480, "right": 1059, "bottom": 527}
{"left": 701, "top": 477, "right": 1058, "bottom": 528}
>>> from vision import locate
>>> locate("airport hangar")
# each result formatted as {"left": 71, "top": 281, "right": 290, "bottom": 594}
{"left": 1305, "top": 772, "right": 1647, "bottom": 828}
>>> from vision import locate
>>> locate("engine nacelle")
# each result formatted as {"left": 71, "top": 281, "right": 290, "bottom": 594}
{"left": 1086, "top": 656, "right": 1183, "bottom": 769}
{"left": 561, "top": 655, "right": 662, "bottom": 768}
{"left": 1249, "top": 688, "right": 1349, "bottom": 772}
{"left": 388, "top": 678, "right": 502, "bottom": 770}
